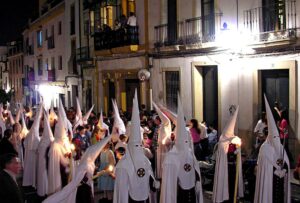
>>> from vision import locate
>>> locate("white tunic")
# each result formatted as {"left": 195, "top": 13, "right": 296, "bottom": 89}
{"left": 160, "top": 148, "right": 203, "bottom": 203}
{"left": 47, "top": 141, "right": 70, "bottom": 195}
{"left": 254, "top": 141, "right": 290, "bottom": 203}
{"left": 212, "top": 137, "right": 244, "bottom": 203}
{"left": 22, "top": 129, "right": 40, "bottom": 187}
{"left": 113, "top": 154, "right": 153, "bottom": 203}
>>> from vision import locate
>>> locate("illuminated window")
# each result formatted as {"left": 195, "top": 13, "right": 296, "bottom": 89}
{"left": 37, "top": 30, "right": 43, "bottom": 48}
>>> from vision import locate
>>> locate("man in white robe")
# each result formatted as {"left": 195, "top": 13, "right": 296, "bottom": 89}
{"left": 213, "top": 106, "right": 243, "bottom": 203}
{"left": 160, "top": 95, "right": 203, "bottom": 203}
{"left": 43, "top": 134, "right": 112, "bottom": 203}
{"left": 48, "top": 109, "right": 72, "bottom": 195}
{"left": 22, "top": 102, "right": 43, "bottom": 188}
{"left": 152, "top": 102, "right": 172, "bottom": 179}
{"left": 113, "top": 90, "right": 159, "bottom": 203}
{"left": 37, "top": 112, "right": 54, "bottom": 197}
{"left": 111, "top": 99, "right": 126, "bottom": 144}
{"left": 254, "top": 95, "right": 290, "bottom": 203}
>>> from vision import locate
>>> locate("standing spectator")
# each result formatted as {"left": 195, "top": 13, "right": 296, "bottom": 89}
{"left": 189, "top": 119, "right": 201, "bottom": 160}
{"left": 73, "top": 126, "right": 90, "bottom": 160}
{"left": 127, "top": 12, "right": 138, "bottom": 44}
{"left": 278, "top": 109, "right": 293, "bottom": 164}
{"left": 0, "top": 129, "right": 18, "bottom": 156}
{"left": 207, "top": 124, "right": 218, "bottom": 153}
{"left": 254, "top": 111, "right": 267, "bottom": 147}
{"left": 0, "top": 153, "right": 23, "bottom": 203}
{"left": 97, "top": 142, "right": 115, "bottom": 203}
{"left": 127, "top": 12, "right": 137, "bottom": 26}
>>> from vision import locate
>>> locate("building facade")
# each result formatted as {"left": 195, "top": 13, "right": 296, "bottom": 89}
{"left": 23, "top": 0, "right": 82, "bottom": 109}
{"left": 7, "top": 41, "right": 25, "bottom": 104}
{"left": 150, "top": 0, "right": 300, "bottom": 160}
{"left": 0, "top": 47, "right": 8, "bottom": 91}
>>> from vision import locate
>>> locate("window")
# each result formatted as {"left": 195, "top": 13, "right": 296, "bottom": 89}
{"left": 38, "top": 58, "right": 43, "bottom": 75}
{"left": 58, "top": 21, "right": 62, "bottom": 35}
{"left": 263, "top": 0, "right": 286, "bottom": 32}
{"left": 45, "top": 58, "right": 48, "bottom": 70}
{"left": 58, "top": 55, "right": 62, "bottom": 70}
{"left": 45, "top": 29, "right": 48, "bottom": 40}
{"left": 165, "top": 71, "right": 180, "bottom": 112}
{"left": 51, "top": 57, "right": 55, "bottom": 70}
{"left": 70, "top": 4, "right": 75, "bottom": 35}
{"left": 201, "top": 0, "right": 215, "bottom": 42}
{"left": 37, "top": 30, "right": 43, "bottom": 47}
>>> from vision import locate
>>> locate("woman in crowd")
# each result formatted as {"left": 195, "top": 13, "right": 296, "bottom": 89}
{"left": 97, "top": 142, "right": 116, "bottom": 203}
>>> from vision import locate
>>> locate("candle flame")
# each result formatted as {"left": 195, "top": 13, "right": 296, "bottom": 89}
{"left": 107, "top": 165, "right": 114, "bottom": 172}
{"left": 231, "top": 137, "right": 242, "bottom": 147}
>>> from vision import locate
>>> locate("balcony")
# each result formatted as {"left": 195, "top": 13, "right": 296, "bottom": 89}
{"left": 28, "top": 68, "right": 35, "bottom": 81}
{"left": 47, "top": 36, "right": 55, "bottom": 49}
{"left": 243, "top": 0, "right": 298, "bottom": 45}
{"left": 22, "top": 78, "right": 28, "bottom": 86}
{"left": 48, "top": 69, "right": 55, "bottom": 81}
{"left": 154, "top": 13, "right": 222, "bottom": 48}
{"left": 76, "top": 46, "right": 92, "bottom": 62}
{"left": 94, "top": 26, "right": 139, "bottom": 51}
{"left": 26, "top": 45, "right": 34, "bottom": 55}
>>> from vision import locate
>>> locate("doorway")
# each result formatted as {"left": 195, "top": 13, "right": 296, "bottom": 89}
{"left": 125, "top": 79, "right": 140, "bottom": 112}
{"left": 261, "top": 69, "right": 289, "bottom": 120}
{"left": 108, "top": 80, "right": 116, "bottom": 112}
{"left": 193, "top": 65, "right": 218, "bottom": 129}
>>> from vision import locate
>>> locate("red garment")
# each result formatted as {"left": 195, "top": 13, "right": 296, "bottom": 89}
{"left": 279, "top": 119, "right": 288, "bottom": 139}
{"left": 190, "top": 128, "right": 201, "bottom": 143}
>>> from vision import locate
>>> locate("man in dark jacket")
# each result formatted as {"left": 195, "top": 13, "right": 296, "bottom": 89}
{"left": 0, "top": 153, "right": 23, "bottom": 203}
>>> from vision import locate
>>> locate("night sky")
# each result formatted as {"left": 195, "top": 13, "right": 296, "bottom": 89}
{"left": 0, "top": 0, "right": 39, "bottom": 45}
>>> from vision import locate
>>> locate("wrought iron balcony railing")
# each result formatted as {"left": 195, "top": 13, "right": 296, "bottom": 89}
{"left": 76, "top": 46, "right": 91, "bottom": 62}
{"left": 47, "top": 69, "right": 55, "bottom": 81}
{"left": 243, "top": 0, "right": 297, "bottom": 43}
{"left": 94, "top": 26, "right": 139, "bottom": 51}
{"left": 154, "top": 13, "right": 222, "bottom": 48}
{"left": 28, "top": 68, "right": 35, "bottom": 81}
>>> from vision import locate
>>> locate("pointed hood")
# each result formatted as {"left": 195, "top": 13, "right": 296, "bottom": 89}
{"left": 175, "top": 94, "right": 190, "bottom": 152}
{"left": 264, "top": 95, "right": 283, "bottom": 158}
{"left": 111, "top": 99, "right": 126, "bottom": 142}
{"left": 76, "top": 97, "right": 82, "bottom": 119}
{"left": 26, "top": 102, "right": 43, "bottom": 150}
{"left": 20, "top": 113, "right": 29, "bottom": 139}
{"left": 39, "top": 112, "right": 54, "bottom": 148}
{"left": 49, "top": 101, "right": 58, "bottom": 124}
{"left": 153, "top": 102, "right": 172, "bottom": 145}
{"left": 81, "top": 133, "right": 112, "bottom": 166}
{"left": 126, "top": 89, "right": 148, "bottom": 172}
{"left": 54, "top": 115, "right": 68, "bottom": 141}
{"left": 97, "top": 110, "right": 109, "bottom": 131}
{"left": 15, "top": 106, "right": 22, "bottom": 124}
{"left": 8, "top": 110, "right": 15, "bottom": 125}
{"left": 220, "top": 106, "right": 239, "bottom": 140}
{"left": 58, "top": 99, "right": 73, "bottom": 138}
{"left": 82, "top": 104, "right": 94, "bottom": 124}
